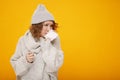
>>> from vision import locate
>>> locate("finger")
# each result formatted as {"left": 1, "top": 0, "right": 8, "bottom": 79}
{"left": 27, "top": 55, "right": 34, "bottom": 60}
{"left": 29, "top": 54, "right": 34, "bottom": 57}
{"left": 29, "top": 58, "right": 34, "bottom": 61}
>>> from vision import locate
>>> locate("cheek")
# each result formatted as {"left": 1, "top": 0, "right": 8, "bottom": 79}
{"left": 40, "top": 28, "right": 46, "bottom": 36}
{"left": 41, "top": 28, "right": 46, "bottom": 33}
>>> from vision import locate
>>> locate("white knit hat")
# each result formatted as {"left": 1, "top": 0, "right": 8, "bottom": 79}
{"left": 31, "top": 4, "right": 54, "bottom": 24}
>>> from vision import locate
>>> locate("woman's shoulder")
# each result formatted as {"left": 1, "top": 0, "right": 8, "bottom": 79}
{"left": 17, "top": 36, "right": 24, "bottom": 43}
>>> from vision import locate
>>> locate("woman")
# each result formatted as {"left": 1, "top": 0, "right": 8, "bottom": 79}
{"left": 10, "top": 4, "right": 64, "bottom": 80}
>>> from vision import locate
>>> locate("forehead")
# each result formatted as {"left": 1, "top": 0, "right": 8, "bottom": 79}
{"left": 43, "top": 20, "right": 54, "bottom": 24}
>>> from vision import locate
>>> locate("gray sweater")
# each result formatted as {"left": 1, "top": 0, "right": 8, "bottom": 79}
{"left": 10, "top": 31, "right": 64, "bottom": 80}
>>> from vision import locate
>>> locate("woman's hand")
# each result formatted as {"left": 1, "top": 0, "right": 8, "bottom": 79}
{"left": 26, "top": 52, "right": 35, "bottom": 63}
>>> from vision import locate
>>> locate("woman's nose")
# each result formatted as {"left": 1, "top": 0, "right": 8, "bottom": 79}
{"left": 46, "top": 26, "right": 51, "bottom": 32}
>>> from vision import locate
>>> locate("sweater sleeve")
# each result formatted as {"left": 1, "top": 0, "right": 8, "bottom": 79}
{"left": 10, "top": 37, "right": 32, "bottom": 76}
{"left": 42, "top": 37, "right": 64, "bottom": 72}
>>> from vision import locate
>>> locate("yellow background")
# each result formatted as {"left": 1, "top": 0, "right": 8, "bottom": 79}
{"left": 0, "top": 0, "right": 120, "bottom": 80}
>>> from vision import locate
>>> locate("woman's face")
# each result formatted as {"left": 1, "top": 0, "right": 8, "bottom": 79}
{"left": 40, "top": 20, "right": 54, "bottom": 37}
